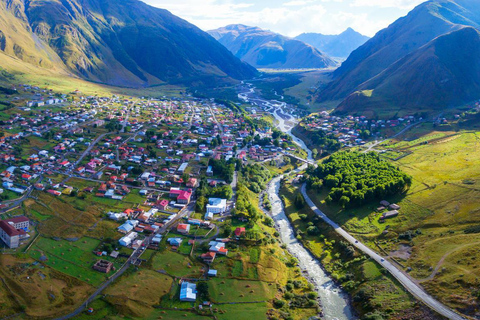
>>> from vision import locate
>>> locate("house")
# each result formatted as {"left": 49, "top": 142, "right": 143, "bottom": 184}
{"left": 118, "top": 220, "right": 138, "bottom": 234}
{"left": 119, "top": 232, "right": 138, "bottom": 247}
{"left": 177, "top": 224, "right": 190, "bottom": 234}
{"left": 180, "top": 281, "right": 197, "bottom": 302}
{"left": 206, "top": 198, "right": 227, "bottom": 215}
{"left": 380, "top": 210, "right": 399, "bottom": 221}
{"left": 93, "top": 260, "right": 113, "bottom": 273}
{"left": 234, "top": 227, "right": 246, "bottom": 237}
{"left": 206, "top": 166, "right": 213, "bottom": 176}
{"left": 201, "top": 251, "right": 216, "bottom": 264}
{"left": 389, "top": 204, "right": 401, "bottom": 210}
{"left": 169, "top": 188, "right": 192, "bottom": 204}
{"left": 157, "top": 199, "right": 169, "bottom": 211}
{"left": 186, "top": 178, "right": 198, "bottom": 188}
{"left": 380, "top": 200, "right": 390, "bottom": 207}
{"left": 177, "top": 162, "right": 188, "bottom": 174}
{"left": 0, "top": 216, "right": 30, "bottom": 248}
{"left": 167, "top": 238, "right": 183, "bottom": 246}
{"left": 207, "top": 269, "right": 218, "bottom": 277}
{"left": 209, "top": 241, "right": 228, "bottom": 255}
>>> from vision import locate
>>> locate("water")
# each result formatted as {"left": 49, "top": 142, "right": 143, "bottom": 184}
{"left": 240, "top": 83, "right": 355, "bottom": 320}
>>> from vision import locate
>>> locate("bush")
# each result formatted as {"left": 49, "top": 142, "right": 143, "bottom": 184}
{"left": 273, "top": 299, "right": 286, "bottom": 308}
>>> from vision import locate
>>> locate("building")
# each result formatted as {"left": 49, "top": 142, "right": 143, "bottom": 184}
{"left": 177, "top": 162, "right": 188, "bottom": 174}
{"left": 234, "top": 227, "right": 246, "bottom": 237}
{"left": 177, "top": 224, "right": 190, "bottom": 234}
{"left": 206, "top": 166, "right": 213, "bottom": 176}
{"left": 170, "top": 188, "right": 192, "bottom": 204}
{"left": 180, "top": 281, "right": 197, "bottom": 302}
{"left": 206, "top": 198, "right": 227, "bottom": 215}
{"left": 119, "top": 232, "right": 138, "bottom": 247}
{"left": 0, "top": 216, "right": 29, "bottom": 248}
{"left": 93, "top": 260, "right": 113, "bottom": 273}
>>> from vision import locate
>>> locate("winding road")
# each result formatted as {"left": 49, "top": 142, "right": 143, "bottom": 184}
{"left": 300, "top": 186, "right": 465, "bottom": 320}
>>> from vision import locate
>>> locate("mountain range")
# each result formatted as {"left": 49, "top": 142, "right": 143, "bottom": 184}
{"left": 295, "top": 28, "right": 370, "bottom": 59}
{"left": 0, "top": 0, "right": 256, "bottom": 87}
{"left": 318, "top": 0, "right": 480, "bottom": 116}
{"left": 208, "top": 24, "right": 337, "bottom": 69}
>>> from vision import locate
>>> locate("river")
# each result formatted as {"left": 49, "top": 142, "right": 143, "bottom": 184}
{"left": 239, "top": 83, "right": 355, "bottom": 320}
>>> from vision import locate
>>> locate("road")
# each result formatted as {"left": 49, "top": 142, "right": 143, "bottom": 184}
{"left": 300, "top": 184, "right": 465, "bottom": 320}
{"left": 70, "top": 133, "right": 108, "bottom": 172}
{"left": 363, "top": 120, "right": 424, "bottom": 153}
{"left": 56, "top": 201, "right": 194, "bottom": 320}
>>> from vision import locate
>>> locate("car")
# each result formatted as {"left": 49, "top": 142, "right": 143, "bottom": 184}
{"left": 380, "top": 259, "right": 385, "bottom": 262}
{"left": 355, "top": 240, "right": 358, "bottom": 244}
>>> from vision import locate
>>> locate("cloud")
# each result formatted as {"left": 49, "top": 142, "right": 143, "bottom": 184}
{"left": 283, "top": 0, "right": 315, "bottom": 6}
{"left": 351, "top": 0, "right": 424, "bottom": 9}
{"left": 141, "top": 0, "right": 420, "bottom": 37}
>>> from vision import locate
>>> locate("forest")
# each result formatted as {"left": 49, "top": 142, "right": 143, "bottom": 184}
{"left": 307, "top": 151, "right": 412, "bottom": 208}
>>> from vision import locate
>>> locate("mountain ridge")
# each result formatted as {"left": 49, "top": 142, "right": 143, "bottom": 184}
{"left": 208, "top": 24, "right": 337, "bottom": 69}
{"left": 317, "top": 0, "right": 480, "bottom": 116}
{"left": 295, "top": 28, "right": 370, "bottom": 58}
{"left": 0, "top": 0, "right": 257, "bottom": 87}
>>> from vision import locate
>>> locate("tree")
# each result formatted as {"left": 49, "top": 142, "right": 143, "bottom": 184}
{"left": 339, "top": 195, "right": 350, "bottom": 208}
{"left": 294, "top": 192, "right": 305, "bottom": 209}
{"left": 196, "top": 196, "right": 207, "bottom": 213}
{"left": 197, "top": 282, "right": 210, "bottom": 301}
{"left": 312, "top": 148, "right": 318, "bottom": 159}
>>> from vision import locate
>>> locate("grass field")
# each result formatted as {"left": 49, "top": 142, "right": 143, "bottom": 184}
{"left": 306, "top": 128, "right": 480, "bottom": 315}
{"left": 209, "top": 278, "right": 277, "bottom": 303}
{"left": 150, "top": 251, "right": 203, "bottom": 278}
{"left": 29, "top": 237, "right": 125, "bottom": 287}
{"left": 0, "top": 254, "right": 93, "bottom": 318}
{"left": 104, "top": 269, "right": 173, "bottom": 317}
{"left": 215, "top": 302, "right": 269, "bottom": 320}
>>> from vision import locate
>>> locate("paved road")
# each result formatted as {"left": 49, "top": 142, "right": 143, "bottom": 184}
{"left": 300, "top": 184, "right": 465, "bottom": 320}
{"left": 55, "top": 243, "right": 145, "bottom": 320}
{"left": 363, "top": 121, "right": 425, "bottom": 153}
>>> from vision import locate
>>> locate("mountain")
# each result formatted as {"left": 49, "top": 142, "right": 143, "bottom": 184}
{"left": 208, "top": 24, "right": 337, "bottom": 69}
{"left": 335, "top": 27, "right": 480, "bottom": 115}
{"left": 318, "top": 0, "right": 480, "bottom": 112}
{"left": 295, "top": 28, "right": 370, "bottom": 59}
{"left": 0, "top": 0, "right": 256, "bottom": 87}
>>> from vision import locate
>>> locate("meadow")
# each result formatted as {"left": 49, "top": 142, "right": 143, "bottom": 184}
{"left": 306, "top": 127, "right": 480, "bottom": 315}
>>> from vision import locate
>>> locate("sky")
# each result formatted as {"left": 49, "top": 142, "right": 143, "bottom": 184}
{"left": 142, "top": 0, "right": 426, "bottom": 37}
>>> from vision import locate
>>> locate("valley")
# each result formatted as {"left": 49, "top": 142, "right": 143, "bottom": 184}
{"left": 0, "top": 0, "right": 479, "bottom": 320}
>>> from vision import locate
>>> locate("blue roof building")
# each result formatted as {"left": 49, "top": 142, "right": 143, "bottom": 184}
{"left": 180, "top": 281, "right": 197, "bottom": 302}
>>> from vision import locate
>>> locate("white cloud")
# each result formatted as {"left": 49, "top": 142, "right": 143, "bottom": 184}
{"left": 283, "top": 0, "right": 315, "bottom": 7}
{"left": 351, "top": 0, "right": 424, "bottom": 9}
{"left": 142, "top": 0, "right": 422, "bottom": 37}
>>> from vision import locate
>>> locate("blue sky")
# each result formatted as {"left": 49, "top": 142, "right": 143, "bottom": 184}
{"left": 142, "top": 0, "right": 426, "bottom": 37}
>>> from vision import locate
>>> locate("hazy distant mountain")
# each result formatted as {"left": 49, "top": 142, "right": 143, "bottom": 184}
{"left": 0, "top": 0, "right": 256, "bottom": 87}
{"left": 295, "top": 28, "right": 370, "bottom": 58}
{"left": 317, "top": 0, "right": 480, "bottom": 115}
{"left": 208, "top": 24, "right": 337, "bottom": 69}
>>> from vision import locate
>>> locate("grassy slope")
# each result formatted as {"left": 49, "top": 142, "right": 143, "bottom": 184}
{"left": 306, "top": 123, "right": 480, "bottom": 316}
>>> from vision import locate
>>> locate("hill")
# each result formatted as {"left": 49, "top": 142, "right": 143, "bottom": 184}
{"left": 335, "top": 27, "right": 480, "bottom": 116}
{"left": 208, "top": 24, "right": 337, "bottom": 69}
{"left": 295, "top": 28, "right": 370, "bottom": 59}
{"left": 0, "top": 0, "right": 256, "bottom": 87}
{"left": 317, "top": 0, "right": 480, "bottom": 114}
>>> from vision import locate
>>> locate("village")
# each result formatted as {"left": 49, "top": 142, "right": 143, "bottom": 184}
{"left": 0, "top": 83, "right": 327, "bottom": 319}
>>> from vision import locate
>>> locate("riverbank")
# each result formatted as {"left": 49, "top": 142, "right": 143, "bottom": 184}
{"left": 278, "top": 179, "right": 444, "bottom": 320}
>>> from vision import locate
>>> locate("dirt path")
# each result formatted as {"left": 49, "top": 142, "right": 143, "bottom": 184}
{"left": 418, "top": 241, "right": 480, "bottom": 283}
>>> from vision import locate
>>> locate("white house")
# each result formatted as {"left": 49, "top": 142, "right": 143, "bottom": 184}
{"left": 206, "top": 198, "right": 227, "bottom": 215}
